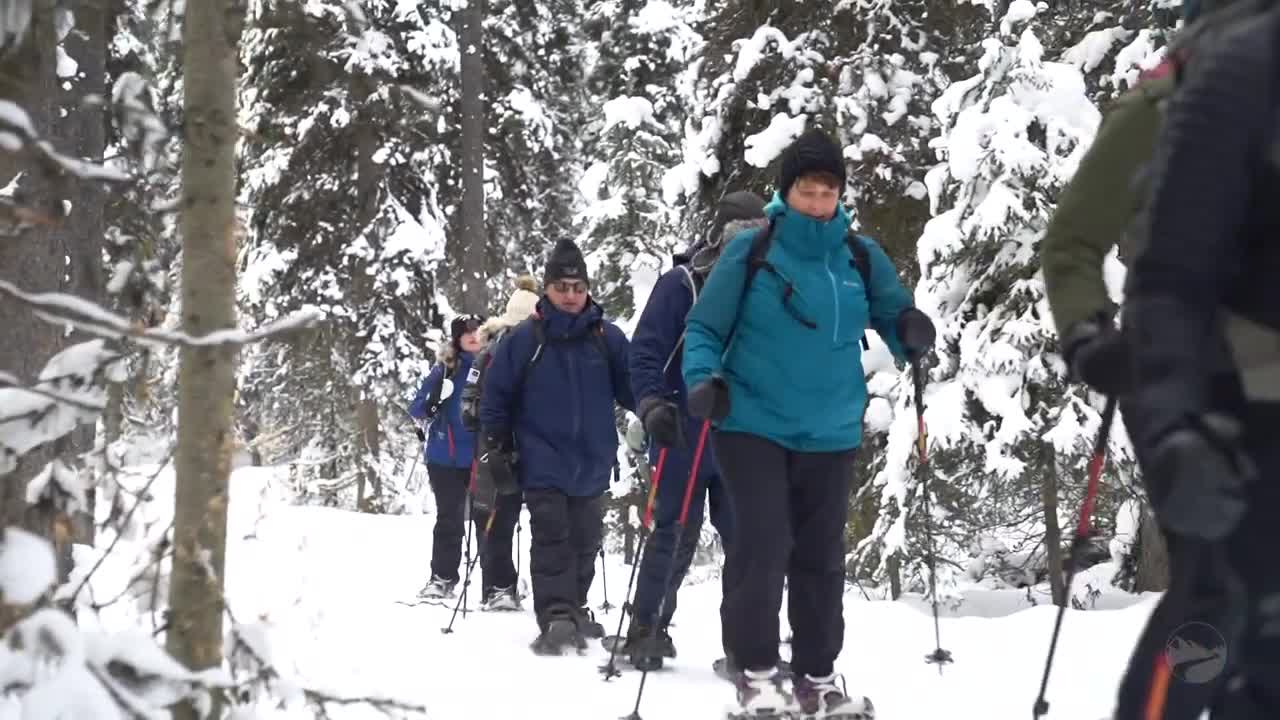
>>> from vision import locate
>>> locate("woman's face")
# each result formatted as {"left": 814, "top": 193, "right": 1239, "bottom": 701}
{"left": 460, "top": 330, "right": 482, "bottom": 353}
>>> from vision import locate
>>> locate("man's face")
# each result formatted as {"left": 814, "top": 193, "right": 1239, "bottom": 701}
{"left": 547, "top": 279, "right": 589, "bottom": 314}
{"left": 459, "top": 330, "right": 482, "bottom": 353}
{"left": 785, "top": 175, "right": 841, "bottom": 221}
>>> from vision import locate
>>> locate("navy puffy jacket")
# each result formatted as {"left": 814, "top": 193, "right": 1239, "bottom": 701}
{"left": 479, "top": 298, "right": 635, "bottom": 497}
{"left": 629, "top": 266, "right": 719, "bottom": 477}
{"left": 409, "top": 352, "right": 476, "bottom": 468}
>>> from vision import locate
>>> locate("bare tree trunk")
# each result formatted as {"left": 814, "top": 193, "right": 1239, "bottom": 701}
{"left": 887, "top": 552, "right": 902, "bottom": 600}
{"left": 166, "top": 2, "right": 243, "bottom": 715}
{"left": 0, "top": 0, "right": 67, "bottom": 635}
{"left": 1135, "top": 505, "right": 1170, "bottom": 592}
{"left": 458, "top": 0, "right": 487, "bottom": 312}
{"left": 1042, "top": 447, "right": 1066, "bottom": 607}
{"left": 54, "top": 0, "right": 109, "bottom": 549}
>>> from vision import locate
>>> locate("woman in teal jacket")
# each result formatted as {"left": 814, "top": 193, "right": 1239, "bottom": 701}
{"left": 683, "top": 128, "right": 934, "bottom": 720}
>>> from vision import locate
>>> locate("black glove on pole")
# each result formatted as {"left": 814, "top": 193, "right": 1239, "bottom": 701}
{"left": 688, "top": 375, "right": 730, "bottom": 421}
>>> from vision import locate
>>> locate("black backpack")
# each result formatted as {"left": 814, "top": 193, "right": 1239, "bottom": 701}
{"left": 661, "top": 220, "right": 875, "bottom": 374}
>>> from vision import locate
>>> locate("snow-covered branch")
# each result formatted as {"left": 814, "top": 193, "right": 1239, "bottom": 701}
{"left": 0, "top": 279, "right": 324, "bottom": 349}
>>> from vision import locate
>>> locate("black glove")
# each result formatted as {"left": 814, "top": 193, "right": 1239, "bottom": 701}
{"left": 688, "top": 375, "right": 730, "bottom": 422}
{"left": 638, "top": 395, "right": 686, "bottom": 449}
{"left": 479, "top": 429, "right": 520, "bottom": 496}
{"left": 1148, "top": 413, "right": 1255, "bottom": 542}
{"left": 1062, "top": 314, "right": 1133, "bottom": 397}
{"left": 896, "top": 307, "right": 937, "bottom": 362}
{"left": 414, "top": 425, "right": 425, "bottom": 443}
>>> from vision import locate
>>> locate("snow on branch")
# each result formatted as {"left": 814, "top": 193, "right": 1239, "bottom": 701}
{"left": 0, "top": 279, "right": 324, "bottom": 349}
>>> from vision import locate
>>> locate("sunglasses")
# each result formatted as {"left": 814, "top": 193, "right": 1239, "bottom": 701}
{"left": 552, "top": 280, "right": 589, "bottom": 295}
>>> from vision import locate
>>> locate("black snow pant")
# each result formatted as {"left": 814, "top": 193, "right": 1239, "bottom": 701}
{"left": 475, "top": 490, "right": 522, "bottom": 598}
{"left": 429, "top": 463, "right": 521, "bottom": 595}
{"left": 713, "top": 431, "right": 856, "bottom": 679}
{"left": 1114, "top": 400, "right": 1280, "bottom": 720}
{"left": 427, "top": 463, "right": 480, "bottom": 583}
{"left": 525, "top": 488, "right": 604, "bottom": 631}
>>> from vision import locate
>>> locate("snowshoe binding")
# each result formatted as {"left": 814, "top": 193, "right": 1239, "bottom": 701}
{"left": 725, "top": 666, "right": 792, "bottom": 720}
{"left": 715, "top": 656, "right": 793, "bottom": 683}
{"left": 481, "top": 585, "right": 521, "bottom": 612}
{"left": 530, "top": 617, "right": 586, "bottom": 656}
{"left": 575, "top": 606, "right": 606, "bottom": 639}
{"left": 416, "top": 575, "right": 456, "bottom": 600}
{"left": 792, "top": 673, "right": 874, "bottom": 720}
{"left": 599, "top": 623, "right": 667, "bottom": 671}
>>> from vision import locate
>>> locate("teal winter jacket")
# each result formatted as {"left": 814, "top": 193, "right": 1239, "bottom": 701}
{"left": 681, "top": 193, "right": 914, "bottom": 452}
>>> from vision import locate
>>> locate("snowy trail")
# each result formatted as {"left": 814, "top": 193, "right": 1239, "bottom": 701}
{"left": 203, "top": 467, "right": 1156, "bottom": 719}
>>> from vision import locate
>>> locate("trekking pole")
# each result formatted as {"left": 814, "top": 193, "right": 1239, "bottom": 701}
{"left": 601, "top": 448, "right": 668, "bottom": 681}
{"left": 624, "top": 421, "right": 710, "bottom": 720}
{"left": 1032, "top": 396, "right": 1118, "bottom": 719}
{"left": 913, "top": 359, "right": 953, "bottom": 672}
{"left": 600, "top": 463, "right": 621, "bottom": 612}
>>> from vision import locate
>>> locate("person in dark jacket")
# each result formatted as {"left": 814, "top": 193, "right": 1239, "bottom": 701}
{"left": 618, "top": 191, "right": 764, "bottom": 670}
{"left": 409, "top": 314, "right": 483, "bottom": 599}
{"left": 684, "top": 128, "right": 934, "bottom": 719}
{"left": 1123, "top": 6, "right": 1280, "bottom": 719}
{"left": 478, "top": 238, "right": 636, "bottom": 654}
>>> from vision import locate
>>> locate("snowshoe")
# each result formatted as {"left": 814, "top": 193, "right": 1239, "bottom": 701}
{"left": 791, "top": 673, "right": 874, "bottom": 720}
{"left": 530, "top": 618, "right": 585, "bottom": 656}
{"left": 417, "top": 575, "right": 457, "bottom": 599}
{"left": 725, "top": 667, "right": 792, "bottom": 720}
{"left": 481, "top": 586, "right": 521, "bottom": 612}
{"left": 601, "top": 624, "right": 666, "bottom": 671}
{"left": 715, "top": 656, "right": 793, "bottom": 683}
{"left": 575, "top": 606, "right": 606, "bottom": 639}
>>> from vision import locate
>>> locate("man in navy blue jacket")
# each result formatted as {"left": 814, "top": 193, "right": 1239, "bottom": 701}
{"left": 479, "top": 238, "right": 636, "bottom": 654}
{"left": 618, "top": 191, "right": 764, "bottom": 670}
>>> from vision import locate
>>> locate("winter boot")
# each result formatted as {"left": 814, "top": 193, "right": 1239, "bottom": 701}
{"left": 622, "top": 622, "right": 664, "bottom": 671}
{"left": 656, "top": 624, "right": 677, "bottom": 658}
{"left": 530, "top": 607, "right": 586, "bottom": 655}
{"left": 715, "top": 656, "right": 793, "bottom": 683}
{"left": 417, "top": 574, "right": 456, "bottom": 599}
{"left": 481, "top": 585, "right": 521, "bottom": 611}
{"left": 575, "top": 606, "right": 606, "bottom": 639}
{"left": 791, "top": 673, "right": 874, "bottom": 720}
{"left": 727, "top": 667, "right": 792, "bottom": 720}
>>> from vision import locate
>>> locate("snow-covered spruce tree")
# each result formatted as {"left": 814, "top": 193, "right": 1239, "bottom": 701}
{"left": 576, "top": 0, "right": 699, "bottom": 320}
{"left": 238, "top": 0, "right": 453, "bottom": 511}
{"left": 854, "top": 5, "right": 1138, "bottom": 603}
{"left": 469, "top": 0, "right": 586, "bottom": 303}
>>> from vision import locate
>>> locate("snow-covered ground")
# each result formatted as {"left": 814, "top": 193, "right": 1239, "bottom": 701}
{"left": 75, "top": 462, "right": 1158, "bottom": 719}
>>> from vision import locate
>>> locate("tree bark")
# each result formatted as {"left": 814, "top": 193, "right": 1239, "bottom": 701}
{"left": 1135, "top": 504, "right": 1170, "bottom": 592}
{"left": 349, "top": 74, "right": 383, "bottom": 513}
{"left": 1042, "top": 446, "right": 1066, "bottom": 607}
{"left": 166, "top": 1, "right": 242, "bottom": 715}
{"left": 0, "top": 0, "right": 68, "bottom": 635}
{"left": 458, "top": 0, "right": 487, "bottom": 312}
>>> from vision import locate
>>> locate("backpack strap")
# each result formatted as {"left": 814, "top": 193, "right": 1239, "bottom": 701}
{"left": 514, "top": 314, "right": 617, "bottom": 407}
{"left": 846, "top": 232, "right": 874, "bottom": 351}
{"left": 720, "top": 217, "right": 779, "bottom": 349}
{"left": 661, "top": 265, "right": 701, "bottom": 375}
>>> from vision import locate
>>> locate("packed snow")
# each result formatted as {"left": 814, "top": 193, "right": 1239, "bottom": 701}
{"left": 38, "top": 462, "right": 1159, "bottom": 719}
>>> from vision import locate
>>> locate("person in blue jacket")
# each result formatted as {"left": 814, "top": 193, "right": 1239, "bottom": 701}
{"left": 478, "top": 238, "right": 637, "bottom": 654}
{"left": 618, "top": 191, "right": 766, "bottom": 670}
{"left": 409, "top": 314, "right": 483, "bottom": 600}
{"left": 683, "top": 128, "right": 936, "bottom": 719}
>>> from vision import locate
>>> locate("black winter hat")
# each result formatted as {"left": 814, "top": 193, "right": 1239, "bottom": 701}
{"left": 543, "top": 238, "right": 589, "bottom": 287}
{"left": 777, "top": 128, "right": 847, "bottom": 199}
{"left": 711, "top": 190, "right": 767, "bottom": 241}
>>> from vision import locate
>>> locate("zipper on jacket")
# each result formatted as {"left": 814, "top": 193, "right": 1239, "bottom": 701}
{"left": 447, "top": 425, "right": 455, "bottom": 461}
{"left": 827, "top": 264, "right": 840, "bottom": 343}
{"left": 568, "top": 347, "right": 582, "bottom": 488}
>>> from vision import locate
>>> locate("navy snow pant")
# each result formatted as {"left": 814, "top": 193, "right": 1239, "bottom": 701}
{"left": 630, "top": 443, "right": 732, "bottom": 630}
{"left": 713, "top": 431, "right": 857, "bottom": 679}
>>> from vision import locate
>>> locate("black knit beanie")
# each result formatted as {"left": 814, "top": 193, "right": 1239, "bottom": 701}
{"left": 543, "top": 238, "right": 589, "bottom": 287}
{"left": 777, "top": 128, "right": 847, "bottom": 199}
{"left": 450, "top": 314, "right": 481, "bottom": 351}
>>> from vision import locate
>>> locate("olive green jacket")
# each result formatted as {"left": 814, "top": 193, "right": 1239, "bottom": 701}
{"left": 1042, "top": 73, "right": 1175, "bottom": 337}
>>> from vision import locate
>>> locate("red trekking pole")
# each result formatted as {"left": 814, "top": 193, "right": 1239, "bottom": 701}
{"left": 623, "top": 419, "right": 711, "bottom": 720}
{"left": 1033, "top": 396, "right": 1118, "bottom": 718}
{"left": 601, "top": 448, "right": 669, "bottom": 680}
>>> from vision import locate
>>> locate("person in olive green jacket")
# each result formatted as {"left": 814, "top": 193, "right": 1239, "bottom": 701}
{"left": 1041, "top": 2, "right": 1272, "bottom": 719}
